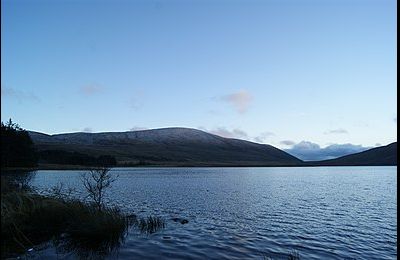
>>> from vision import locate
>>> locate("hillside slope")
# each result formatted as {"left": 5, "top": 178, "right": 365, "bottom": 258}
{"left": 29, "top": 127, "right": 303, "bottom": 166}
{"left": 309, "top": 142, "right": 397, "bottom": 166}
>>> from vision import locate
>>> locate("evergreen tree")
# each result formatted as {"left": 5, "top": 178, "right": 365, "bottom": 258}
{"left": 1, "top": 119, "right": 38, "bottom": 167}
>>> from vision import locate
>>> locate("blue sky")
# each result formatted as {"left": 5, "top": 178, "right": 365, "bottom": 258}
{"left": 1, "top": 0, "right": 397, "bottom": 157}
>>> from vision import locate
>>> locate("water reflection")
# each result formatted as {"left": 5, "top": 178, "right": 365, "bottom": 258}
{"left": 51, "top": 214, "right": 165, "bottom": 259}
{"left": 53, "top": 234, "right": 124, "bottom": 260}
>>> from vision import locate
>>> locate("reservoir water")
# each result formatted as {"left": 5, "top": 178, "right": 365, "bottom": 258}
{"left": 30, "top": 166, "right": 397, "bottom": 259}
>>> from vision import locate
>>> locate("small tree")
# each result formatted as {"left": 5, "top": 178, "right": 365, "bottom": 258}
{"left": 1, "top": 118, "right": 38, "bottom": 167}
{"left": 81, "top": 167, "right": 115, "bottom": 211}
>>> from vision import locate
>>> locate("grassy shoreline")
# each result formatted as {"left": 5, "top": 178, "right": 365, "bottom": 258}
{"left": 1, "top": 195, "right": 131, "bottom": 258}
{"left": 1, "top": 171, "right": 165, "bottom": 259}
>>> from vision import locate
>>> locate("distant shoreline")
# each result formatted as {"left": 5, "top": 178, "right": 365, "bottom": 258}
{"left": 1, "top": 163, "right": 396, "bottom": 171}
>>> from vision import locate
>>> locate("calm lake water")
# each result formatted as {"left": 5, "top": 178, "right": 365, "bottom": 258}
{"left": 30, "top": 166, "right": 396, "bottom": 259}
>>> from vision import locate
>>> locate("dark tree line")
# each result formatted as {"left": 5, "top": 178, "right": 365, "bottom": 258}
{"left": 1, "top": 119, "right": 38, "bottom": 167}
{"left": 1, "top": 119, "right": 117, "bottom": 168}
{"left": 38, "top": 150, "right": 117, "bottom": 167}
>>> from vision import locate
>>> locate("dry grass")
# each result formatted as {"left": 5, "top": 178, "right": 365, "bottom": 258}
{"left": 1, "top": 171, "right": 165, "bottom": 259}
{"left": 1, "top": 190, "right": 148, "bottom": 258}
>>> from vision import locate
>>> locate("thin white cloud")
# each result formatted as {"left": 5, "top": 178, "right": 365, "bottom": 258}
{"left": 1, "top": 86, "right": 40, "bottom": 102}
{"left": 254, "top": 131, "right": 275, "bottom": 143}
{"left": 200, "top": 127, "right": 249, "bottom": 139}
{"left": 79, "top": 84, "right": 103, "bottom": 96}
{"left": 324, "top": 128, "right": 348, "bottom": 134}
{"left": 232, "top": 129, "right": 248, "bottom": 138}
{"left": 219, "top": 90, "right": 253, "bottom": 113}
{"left": 280, "top": 140, "right": 296, "bottom": 146}
{"left": 284, "top": 141, "right": 370, "bottom": 161}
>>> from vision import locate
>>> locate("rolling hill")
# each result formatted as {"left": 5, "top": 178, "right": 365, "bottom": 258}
{"left": 29, "top": 127, "right": 303, "bottom": 167}
{"left": 309, "top": 142, "right": 397, "bottom": 166}
{"left": 28, "top": 128, "right": 397, "bottom": 167}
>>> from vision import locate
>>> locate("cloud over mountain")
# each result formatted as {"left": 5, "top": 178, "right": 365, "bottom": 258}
{"left": 284, "top": 141, "right": 371, "bottom": 161}
{"left": 82, "top": 127, "right": 93, "bottom": 133}
{"left": 200, "top": 127, "right": 249, "bottom": 139}
{"left": 280, "top": 140, "right": 296, "bottom": 146}
{"left": 254, "top": 132, "right": 275, "bottom": 143}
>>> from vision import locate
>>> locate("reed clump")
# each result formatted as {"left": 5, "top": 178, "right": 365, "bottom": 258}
{"left": 1, "top": 190, "right": 131, "bottom": 258}
{"left": 137, "top": 216, "right": 166, "bottom": 234}
{"left": 1, "top": 172, "right": 165, "bottom": 259}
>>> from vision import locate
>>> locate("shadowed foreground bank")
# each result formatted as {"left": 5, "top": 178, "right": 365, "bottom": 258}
{"left": 0, "top": 171, "right": 165, "bottom": 259}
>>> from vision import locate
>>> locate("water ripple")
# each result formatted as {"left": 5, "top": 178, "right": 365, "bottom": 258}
{"left": 30, "top": 166, "right": 397, "bottom": 259}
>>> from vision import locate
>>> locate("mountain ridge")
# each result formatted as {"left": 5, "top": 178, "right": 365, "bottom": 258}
{"left": 309, "top": 142, "right": 397, "bottom": 166}
{"left": 29, "top": 127, "right": 303, "bottom": 166}
{"left": 28, "top": 127, "right": 397, "bottom": 167}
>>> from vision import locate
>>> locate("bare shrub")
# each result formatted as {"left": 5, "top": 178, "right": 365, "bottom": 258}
{"left": 81, "top": 167, "right": 115, "bottom": 211}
